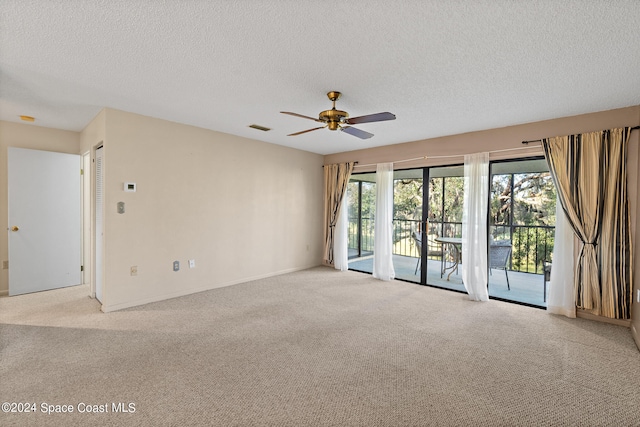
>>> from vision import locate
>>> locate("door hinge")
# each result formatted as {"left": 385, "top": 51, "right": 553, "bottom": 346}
{"left": 81, "top": 265, "right": 84, "bottom": 272}
{"left": 81, "top": 169, "right": 84, "bottom": 175}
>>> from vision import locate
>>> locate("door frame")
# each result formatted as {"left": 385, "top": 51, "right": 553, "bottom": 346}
{"left": 93, "top": 144, "right": 105, "bottom": 305}
{"left": 82, "top": 151, "right": 91, "bottom": 289}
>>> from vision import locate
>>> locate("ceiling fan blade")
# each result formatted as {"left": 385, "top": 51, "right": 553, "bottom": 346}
{"left": 345, "top": 112, "right": 396, "bottom": 125}
{"left": 288, "top": 126, "right": 326, "bottom": 136}
{"left": 341, "top": 126, "right": 374, "bottom": 139}
{"left": 281, "top": 111, "right": 324, "bottom": 123}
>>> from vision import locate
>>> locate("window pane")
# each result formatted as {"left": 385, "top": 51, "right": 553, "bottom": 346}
{"left": 512, "top": 172, "right": 556, "bottom": 226}
{"left": 444, "top": 177, "right": 464, "bottom": 224}
{"left": 428, "top": 177, "right": 443, "bottom": 226}
{"left": 491, "top": 174, "right": 511, "bottom": 226}
{"left": 394, "top": 179, "right": 422, "bottom": 221}
{"left": 392, "top": 173, "right": 423, "bottom": 283}
{"left": 361, "top": 182, "right": 376, "bottom": 253}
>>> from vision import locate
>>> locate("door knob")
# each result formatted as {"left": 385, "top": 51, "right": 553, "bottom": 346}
{"left": 11, "top": 226, "right": 19, "bottom": 232}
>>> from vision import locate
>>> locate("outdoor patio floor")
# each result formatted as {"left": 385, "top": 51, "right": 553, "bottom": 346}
{"left": 349, "top": 254, "right": 547, "bottom": 308}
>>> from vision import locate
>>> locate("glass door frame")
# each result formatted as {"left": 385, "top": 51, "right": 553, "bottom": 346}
{"left": 384, "top": 164, "right": 465, "bottom": 289}
{"left": 487, "top": 155, "right": 554, "bottom": 309}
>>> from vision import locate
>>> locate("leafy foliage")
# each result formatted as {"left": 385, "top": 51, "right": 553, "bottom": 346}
{"left": 491, "top": 173, "right": 556, "bottom": 228}
{"left": 490, "top": 172, "right": 556, "bottom": 273}
{"left": 394, "top": 179, "right": 422, "bottom": 221}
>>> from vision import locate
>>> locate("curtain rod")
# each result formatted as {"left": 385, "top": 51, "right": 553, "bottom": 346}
{"left": 353, "top": 156, "right": 428, "bottom": 168}
{"left": 351, "top": 144, "right": 541, "bottom": 169}
{"left": 521, "top": 126, "right": 640, "bottom": 145}
{"left": 325, "top": 126, "right": 640, "bottom": 169}
{"left": 322, "top": 161, "right": 358, "bottom": 168}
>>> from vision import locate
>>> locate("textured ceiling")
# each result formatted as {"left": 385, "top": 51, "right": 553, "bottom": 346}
{"left": 1, "top": 1, "right": 640, "bottom": 155}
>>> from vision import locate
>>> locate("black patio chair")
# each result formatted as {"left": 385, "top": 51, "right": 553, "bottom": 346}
{"left": 489, "top": 241, "right": 512, "bottom": 290}
{"left": 412, "top": 231, "right": 444, "bottom": 275}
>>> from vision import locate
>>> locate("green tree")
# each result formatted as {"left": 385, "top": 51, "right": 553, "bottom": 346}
{"left": 491, "top": 173, "right": 555, "bottom": 227}
{"left": 490, "top": 172, "right": 556, "bottom": 273}
{"left": 393, "top": 179, "right": 422, "bottom": 221}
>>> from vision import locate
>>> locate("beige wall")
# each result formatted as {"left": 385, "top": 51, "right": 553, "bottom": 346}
{"left": 99, "top": 109, "right": 324, "bottom": 311}
{"left": 1, "top": 110, "right": 324, "bottom": 309}
{"left": 0, "top": 121, "right": 80, "bottom": 295}
{"left": 80, "top": 109, "right": 106, "bottom": 154}
{"left": 325, "top": 106, "right": 640, "bottom": 349}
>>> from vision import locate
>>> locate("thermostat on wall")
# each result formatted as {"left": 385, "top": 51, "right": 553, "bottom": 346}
{"left": 124, "top": 182, "right": 136, "bottom": 192}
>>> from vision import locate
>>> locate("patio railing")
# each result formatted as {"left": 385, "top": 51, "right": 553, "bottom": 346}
{"left": 492, "top": 224, "right": 554, "bottom": 274}
{"left": 348, "top": 218, "right": 554, "bottom": 274}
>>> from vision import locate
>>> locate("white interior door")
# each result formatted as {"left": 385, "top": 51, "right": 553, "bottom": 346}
{"left": 95, "top": 146, "right": 104, "bottom": 303}
{"left": 8, "top": 147, "right": 81, "bottom": 296}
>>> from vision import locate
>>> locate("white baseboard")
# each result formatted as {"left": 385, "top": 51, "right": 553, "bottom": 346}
{"left": 100, "top": 264, "right": 321, "bottom": 313}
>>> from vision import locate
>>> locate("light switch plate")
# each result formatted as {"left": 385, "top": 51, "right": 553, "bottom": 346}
{"left": 189, "top": 259, "right": 195, "bottom": 268}
{"left": 173, "top": 261, "right": 180, "bottom": 272}
{"left": 117, "top": 201, "right": 125, "bottom": 214}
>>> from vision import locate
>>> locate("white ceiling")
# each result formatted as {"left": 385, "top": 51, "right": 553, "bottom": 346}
{"left": 2, "top": 1, "right": 640, "bottom": 155}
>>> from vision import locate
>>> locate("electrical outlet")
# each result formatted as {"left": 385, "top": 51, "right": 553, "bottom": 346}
{"left": 130, "top": 266, "right": 138, "bottom": 276}
{"left": 189, "top": 259, "right": 195, "bottom": 268}
{"left": 173, "top": 261, "right": 180, "bottom": 272}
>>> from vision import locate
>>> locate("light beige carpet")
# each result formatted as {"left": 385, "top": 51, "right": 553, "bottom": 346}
{"left": 1, "top": 267, "right": 639, "bottom": 426}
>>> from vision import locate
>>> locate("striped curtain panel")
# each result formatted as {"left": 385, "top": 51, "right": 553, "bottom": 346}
{"left": 542, "top": 128, "right": 632, "bottom": 319}
{"left": 323, "top": 162, "right": 355, "bottom": 266}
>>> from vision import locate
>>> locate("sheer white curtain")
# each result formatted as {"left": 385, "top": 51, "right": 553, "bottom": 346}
{"left": 333, "top": 194, "right": 349, "bottom": 271}
{"left": 547, "top": 195, "right": 576, "bottom": 317}
{"left": 462, "top": 152, "right": 489, "bottom": 301}
{"left": 373, "top": 162, "right": 395, "bottom": 281}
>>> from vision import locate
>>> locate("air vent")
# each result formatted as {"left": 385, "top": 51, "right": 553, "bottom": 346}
{"left": 248, "top": 124, "right": 271, "bottom": 132}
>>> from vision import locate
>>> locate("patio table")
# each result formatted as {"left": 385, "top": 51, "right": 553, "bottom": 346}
{"left": 435, "top": 237, "right": 462, "bottom": 281}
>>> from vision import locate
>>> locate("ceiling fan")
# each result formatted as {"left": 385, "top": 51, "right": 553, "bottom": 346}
{"left": 281, "top": 91, "right": 396, "bottom": 139}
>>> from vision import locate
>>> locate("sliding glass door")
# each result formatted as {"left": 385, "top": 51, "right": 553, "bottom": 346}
{"left": 347, "top": 174, "right": 376, "bottom": 274}
{"left": 347, "top": 166, "right": 465, "bottom": 291}
{"left": 488, "top": 158, "right": 556, "bottom": 307}
{"left": 390, "top": 169, "right": 424, "bottom": 282}
{"left": 346, "top": 159, "right": 555, "bottom": 308}
{"left": 424, "top": 166, "right": 465, "bottom": 292}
